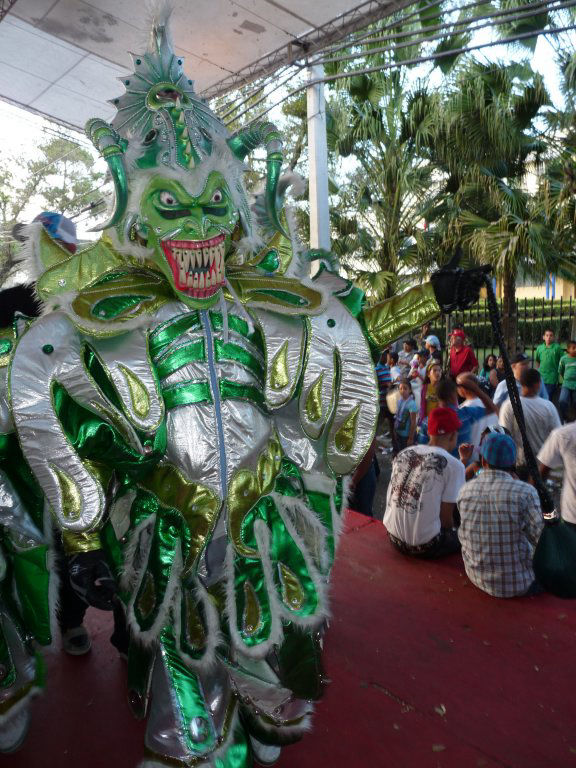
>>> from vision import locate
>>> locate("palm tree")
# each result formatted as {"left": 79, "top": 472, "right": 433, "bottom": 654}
{"left": 422, "top": 60, "right": 562, "bottom": 352}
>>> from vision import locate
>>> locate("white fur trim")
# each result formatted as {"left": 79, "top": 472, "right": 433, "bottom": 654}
{"left": 126, "top": 544, "right": 183, "bottom": 645}
{"left": 0, "top": 687, "right": 39, "bottom": 727}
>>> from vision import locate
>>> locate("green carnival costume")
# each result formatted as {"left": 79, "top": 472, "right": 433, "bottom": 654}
{"left": 0, "top": 13, "right": 484, "bottom": 766}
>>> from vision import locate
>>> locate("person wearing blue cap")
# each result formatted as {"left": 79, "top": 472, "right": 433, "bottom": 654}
{"left": 457, "top": 432, "right": 544, "bottom": 597}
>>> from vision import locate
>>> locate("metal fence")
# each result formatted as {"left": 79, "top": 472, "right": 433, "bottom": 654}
{"left": 443, "top": 297, "right": 576, "bottom": 363}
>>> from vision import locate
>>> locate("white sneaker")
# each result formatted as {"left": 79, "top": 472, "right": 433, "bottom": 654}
{"left": 250, "top": 736, "right": 282, "bottom": 766}
{"left": 0, "top": 707, "right": 30, "bottom": 753}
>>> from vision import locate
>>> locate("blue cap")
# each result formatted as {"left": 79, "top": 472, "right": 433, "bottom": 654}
{"left": 425, "top": 335, "right": 441, "bottom": 349}
{"left": 480, "top": 432, "right": 517, "bottom": 468}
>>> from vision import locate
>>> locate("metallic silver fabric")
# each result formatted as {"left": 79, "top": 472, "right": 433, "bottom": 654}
{"left": 0, "top": 469, "right": 44, "bottom": 545}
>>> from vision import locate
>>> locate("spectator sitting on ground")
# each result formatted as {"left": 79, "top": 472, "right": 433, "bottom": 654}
{"left": 457, "top": 432, "right": 544, "bottom": 598}
{"left": 387, "top": 350, "right": 403, "bottom": 384}
{"left": 538, "top": 421, "right": 576, "bottom": 528}
{"left": 479, "top": 353, "right": 498, "bottom": 396}
{"left": 558, "top": 340, "right": 576, "bottom": 423}
{"left": 394, "top": 378, "right": 419, "bottom": 452}
{"left": 425, "top": 334, "right": 443, "bottom": 364}
{"left": 398, "top": 338, "right": 417, "bottom": 369}
{"left": 493, "top": 353, "right": 549, "bottom": 408}
{"left": 418, "top": 375, "right": 497, "bottom": 454}
{"left": 383, "top": 407, "right": 467, "bottom": 559}
{"left": 449, "top": 328, "right": 478, "bottom": 378}
{"left": 499, "top": 368, "right": 560, "bottom": 469}
{"left": 535, "top": 328, "right": 564, "bottom": 401}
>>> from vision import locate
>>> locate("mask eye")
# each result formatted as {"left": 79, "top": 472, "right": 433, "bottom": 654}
{"left": 159, "top": 191, "right": 177, "bottom": 206}
{"left": 211, "top": 189, "right": 223, "bottom": 203}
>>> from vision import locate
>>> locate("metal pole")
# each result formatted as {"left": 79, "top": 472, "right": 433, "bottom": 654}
{"left": 307, "top": 63, "right": 331, "bottom": 262}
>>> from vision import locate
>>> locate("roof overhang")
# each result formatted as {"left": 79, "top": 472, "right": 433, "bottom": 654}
{"left": 0, "top": 0, "right": 412, "bottom": 131}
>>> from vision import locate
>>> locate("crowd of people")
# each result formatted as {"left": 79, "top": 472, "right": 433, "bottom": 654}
{"left": 364, "top": 324, "right": 576, "bottom": 600}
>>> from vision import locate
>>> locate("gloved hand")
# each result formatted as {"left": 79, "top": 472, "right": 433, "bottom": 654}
{"left": 68, "top": 549, "right": 117, "bottom": 611}
{"left": 431, "top": 250, "right": 491, "bottom": 312}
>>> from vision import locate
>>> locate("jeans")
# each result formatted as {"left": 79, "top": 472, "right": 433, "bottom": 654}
{"left": 544, "top": 382, "right": 557, "bottom": 402}
{"left": 558, "top": 386, "right": 576, "bottom": 422}
{"left": 388, "top": 528, "right": 461, "bottom": 559}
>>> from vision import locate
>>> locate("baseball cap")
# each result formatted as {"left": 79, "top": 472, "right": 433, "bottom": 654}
{"left": 428, "top": 406, "right": 461, "bottom": 436}
{"left": 511, "top": 352, "right": 528, "bottom": 364}
{"left": 425, "top": 334, "right": 441, "bottom": 348}
{"left": 450, "top": 329, "right": 466, "bottom": 339}
{"left": 480, "top": 432, "right": 517, "bottom": 468}
{"left": 33, "top": 212, "right": 77, "bottom": 254}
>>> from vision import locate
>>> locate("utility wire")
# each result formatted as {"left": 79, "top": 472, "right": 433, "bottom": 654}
{"left": 223, "top": 67, "right": 305, "bottom": 127}
{"left": 239, "top": 22, "right": 576, "bottom": 129}
{"left": 318, "top": 0, "right": 557, "bottom": 58}
{"left": 315, "top": 0, "right": 576, "bottom": 68}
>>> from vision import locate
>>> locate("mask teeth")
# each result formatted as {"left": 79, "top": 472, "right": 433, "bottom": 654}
{"left": 162, "top": 235, "right": 226, "bottom": 298}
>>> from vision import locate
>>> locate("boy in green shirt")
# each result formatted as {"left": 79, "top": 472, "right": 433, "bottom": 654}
{"left": 535, "top": 328, "right": 564, "bottom": 400}
{"left": 558, "top": 340, "right": 576, "bottom": 422}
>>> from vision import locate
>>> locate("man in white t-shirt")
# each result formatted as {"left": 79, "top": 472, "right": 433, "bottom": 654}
{"left": 384, "top": 407, "right": 466, "bottom": 558}
{"left": 500, "top": 368, "right": 561, "bottom": 467}
{"left": 538, "top": 422, "right": 576, "bottom": 525}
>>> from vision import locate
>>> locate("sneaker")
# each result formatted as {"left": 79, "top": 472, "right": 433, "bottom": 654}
{"left": 250, "top": 736, "right": 282, "bottom": 766}
{"left": 0, "top": 708, "right": 30, "bottom": 753}
{"left": 62, "top": 625, "right": 92, "bottom": 655}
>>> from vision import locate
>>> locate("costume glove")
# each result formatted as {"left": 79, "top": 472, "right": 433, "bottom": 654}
{"left": 68, "top": 549, "right": 117, "bottom": 611}
{"left": 431, "top": 251, "right": 491, "bottom": 312}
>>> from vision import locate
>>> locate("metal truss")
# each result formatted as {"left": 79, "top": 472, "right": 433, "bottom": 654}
{"left": 200, "top": 0, "right": 415, "bottom": 99}
{"left": 0, "top": 0, "right": 19, "bottom": 24}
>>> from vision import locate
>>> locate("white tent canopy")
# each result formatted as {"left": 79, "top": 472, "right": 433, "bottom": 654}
{"left": 0, "top": 0, "right": 410, "bottom": 130}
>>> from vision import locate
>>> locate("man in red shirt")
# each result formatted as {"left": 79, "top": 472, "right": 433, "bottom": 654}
{"left": 449, "top": 328, "right": 479, "bottom": 378}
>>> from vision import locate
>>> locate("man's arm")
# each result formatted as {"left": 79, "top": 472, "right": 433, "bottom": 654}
{"left": 440, "top": 501, "right": 456, "bottom": 528}
{"left": 456, "top": 372, "right": 498, "bottom": 414}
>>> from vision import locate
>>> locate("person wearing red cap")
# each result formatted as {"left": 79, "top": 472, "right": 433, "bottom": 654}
{"left": 383, "top": 407, "right": 467, "bottom": 558}
{"left": 449, "top": 328, "right": 478, "bottom": 378}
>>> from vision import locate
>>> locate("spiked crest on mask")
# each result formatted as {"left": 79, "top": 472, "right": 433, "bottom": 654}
{"left": 86, "top": 13, "right": 287, "bottom": 308}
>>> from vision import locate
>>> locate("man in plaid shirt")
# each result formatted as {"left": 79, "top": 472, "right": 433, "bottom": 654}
{"left": 457, "top": 432, "right": 544, "bottom": 598}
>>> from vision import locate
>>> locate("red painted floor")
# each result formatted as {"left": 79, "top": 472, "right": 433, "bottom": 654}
{"left": 10, "top": 511, "right": 576, "bottom": 768}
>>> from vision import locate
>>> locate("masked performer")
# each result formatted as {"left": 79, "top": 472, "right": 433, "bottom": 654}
{"left": 3, "top": 12, "right": 485, "bottom": 767}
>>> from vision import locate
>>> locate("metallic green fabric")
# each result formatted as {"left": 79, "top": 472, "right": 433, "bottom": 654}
{"left": 134, "top": 508, "right": 182, "bottom": 631}
{"left": 362, "top": 283, "right": 441, "bottom": 352}
{"left": 233, "top": 557, "right": 272, "bottom": 647}
{"left": 156, "top": 340, "right": 206, "bottom": 379}
{"left": 52, "top": 382, "right": 166, "bottom": 477}
{"left": 0, "top": 619, "right": 16, "bottom": 689}
{"left": 237, "top": 495, "right": 318, "bottom": 619}
{"left": 162, "top": 381, "right": 212, "bottom": 410}
{"left": 91, "top": 294, "right": 151, "bottom": 320}
{"left": 210, "top": 311, "right": 260, "bottom": 345}
{"left": 10, "top": 546, "right": 52, "bottom": 645}
{"left": 214, "top": 339, "right": 264, "bottom": 383}
{"left": 219, "top": 380, "right": 266, "bottom": 411}
{"left": 160, "top": 628, "right": 217, "bottom": 756}
{"left": 126, "top": 637, "right": 156, "bottom": 720}
{"left": 305, "top": 490, "right": 334, "bottom": 568}
{"left": 149, "top": 312, "right": 202, "bottom": 357}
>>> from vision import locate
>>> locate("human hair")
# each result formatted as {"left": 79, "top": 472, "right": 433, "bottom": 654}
{"left": 543, "top": 328, "right": 554, "bottom": 335}
{"left": 425, "top": 360, "right": 443, "bottom": 384}
{"left": 398, "top": 378, "right": 413, "bottom": 397}
{"left": 436, "top": 378, "right": 457, "bottom": 402}
{"left": 405, "top": 338, "right": 417, "bottom": 350}
{"left": 569, "top": 340, "right": 576, "bottom": 347}
{"left": 482, "top": 354, "right": 496, "bottom": 373}
{"left": 520, "top": 367, "right": 541, "bottom": 389}
{"left": 388, "top": 351, "right": 399, "bottom": 364}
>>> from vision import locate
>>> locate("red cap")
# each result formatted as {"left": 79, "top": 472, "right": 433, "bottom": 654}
{"left": 450, "top": 329, "right": 466, "bottom": 339}
{"left": 428, "top": 407, "right": 461, "bottom": 436}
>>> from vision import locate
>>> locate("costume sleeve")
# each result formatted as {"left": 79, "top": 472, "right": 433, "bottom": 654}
{"left": 362, "top": 284, "right": 441, "bottom": 352}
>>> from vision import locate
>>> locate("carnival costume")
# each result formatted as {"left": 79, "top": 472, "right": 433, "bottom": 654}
{"left": 0, "top": 13, "right": 485, "bottom": 766}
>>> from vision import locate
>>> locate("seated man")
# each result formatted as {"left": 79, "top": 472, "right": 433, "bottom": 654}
{"left": 458, "top": 433, "right": 544, "bottom": 598}
{"left": 383, "top": 407, "right": 466, "bottom": 558}
{"left": 499, "top": 368, "right": 560, "bottom": 468}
